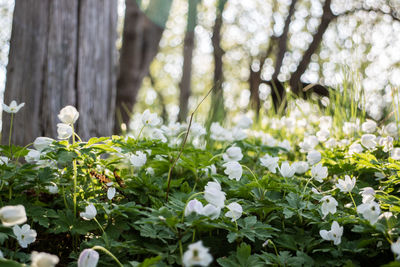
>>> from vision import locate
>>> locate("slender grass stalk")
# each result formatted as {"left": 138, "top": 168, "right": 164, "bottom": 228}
{"left": 92, "top": 246, "right": 123, "bottom": 267}
{"left": 94, "top": 217, "right": 109, "bottom": 247}
{"left": 72, "top": 124, "right": 78, "bottom": 218}
{"left": 348, "top": 191, "right": 357, "bottom": 209}
{"left": 9, "top": 113, "right": 14, "bottom": 157}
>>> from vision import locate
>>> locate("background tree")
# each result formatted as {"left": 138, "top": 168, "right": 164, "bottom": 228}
{"left": 115, "top": 0, "right": 173, "bottom": 133}
{"left": 178, "top": 0, "right": 200, "bottom": 122}
{"left": 2, "top": 0, "right": 118, "bottom": 145}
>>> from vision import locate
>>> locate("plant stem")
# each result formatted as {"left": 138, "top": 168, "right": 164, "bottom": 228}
{"left": 94, "top": 217, "right": 109, "bottom": 247}
{"left": 92, "top": 246, "right": 123, "bottom": 267}
{"left": 9, "top": 113, "right": 14, "bottom": 157}
{"left": 349, "top": 191, "right": 357, "bottom": 209}
{"left": 72, "top": 124, "right": 78, "bottom": 217}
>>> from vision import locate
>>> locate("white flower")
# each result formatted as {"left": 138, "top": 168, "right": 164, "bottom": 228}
{"left": 362, "top": 120, "right": 377, "bottom": 133}
{"left": 13, "top": 224, "right": 37, "bottom": 248}
{"left": 190, "top": 122, "right": 206, "bottom": 137}
{"left": 150, "top": 128, "right": 167, "bottom": 142}
{"left": 279, "top": 162, "right": 295, "bottom": 178}
{"left": 31, "top": 251, "right": 59, "bottom": 267}
{"left": 223, "top": 161, "right": 242, "bottom": 181}
{"left": 232, "top": 127, "right": 247, "bottom": 141}
{"left": 80, "top": 204, "right": 97, "bottom": 220}
{"left": 210, "top": 122, "right": 232, "bottom": 142}
{"left": 78, "top": 249, "right": 99, "bottom": 267}
{"left": 299, "top": 136, "right": 318, "bottom": 153}
{"left": 311, "top": 163, "right": 328, "bottom": 183}
{"left": 316, "top": 129, "right": 330, "bottom": 142}
{"left": 307, "top": 150, "right": 321, "bottom": 165}
{"left": 141, "top": 109, "right": 161, "bottom": 127}
{"left": 278, "top": 140, "right": 291, "bottom": 151}
{"left": 0, "top": 156, "right": 9, "bottom": 165}
{"left": 204, "top": 182, "right": 226, "bottom": 209}
{"left": 348, "top": 142, "right": 363, "bottom": 155}
{"left": 379, "top": 136, "right": 393, "bottom": 152}
{"left": 319, "top": 221, "right": 343, "bottom": 245}
{"left": 46, "top": 183, "right": 59, "bottom": 194}
{"left": 225, "top": 202, "right": 243, "bottom": 222}
{"left": 146, "top": 167, "right": 155, "bottom": 176}
{"left": 3, "top": 100, "right": 25, "bottom": 113}
{"left": 0, "top": 205, "right": 27, "bottom": 226}
{"left": 202, "top": 204, "right": 221, "bottom": 220}
{"left": 391, "top": 238, "right": 400, "bottom": 260}
{"left": 235, "top": 115, "right": 253, "bottom": 129}
{"left": 374, "top": 172, "right": 385, "bottom": 180}
{"left": 357, "top": 201, "right": 380, "bottom": 225}
{"left": 57, "top": 123, "right": 73, "bottom": 139}
{"left": 391, "top": 147, "right": 400, "bottom": 160}
{"left": 33, "top": 137, "right": 54, "bottom": 151}
{"left": 107, "top": 187, "right": 116, "bottom": 200}
{"left": 130, "top": 151, "right": 147, "bottom": 168}
{"left": 320, "top": 195, "right": 338, "bottom": 218}
{"left": 292, "top": 161, "right": 309, "bottom": 174}
{"left": 185, "top": 199, "right": 204, "bottom": 217}
{"left": 319, "top": 116, "right": 332, "bottom": 129}
{"left": 336, "top": 175, "right": 356, "bottom": 193}
{"left": 384, "top": 122, "right": 398, "bottom": 137}
{"left": 25, "top": 149, "right": 41, "bottom": 163}
{"left": 222, "top": 146, "right": 243, "bottom": 162}
{"left": 183, "top": 241, "right": 213, "bottom": 267}
{"left": 58, "top": 105, "right": 79, "bottom": 125}
{"left": 360, "top": 187, "right": 375, "bottom": 203}
{"left": 260, "top": 154, "right": 279, "bottom": 173}
{"left": 361, "top": 134, "right": 377, "bottom": 149}
{"left": 0, "top": 250, "right": 3, "bottom": 258}
{"left": 324, "top": 138, "right": 337, "bottom": 149}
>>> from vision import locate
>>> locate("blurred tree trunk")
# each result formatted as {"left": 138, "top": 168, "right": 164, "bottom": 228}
{"left": 289, "top": 0, "right": 334, "bottom": 95}
{"left": 115, "top": 0, "right": 172, "bottom": 133}
{"left": 270, "top": 0, "right": 297, "bottom": 112}
{"left": 178, "top": 0, "right": 200, "bottom": 122}
{"left": 2, "top": 0, "right": 117, "bottom": 145}
{"left": 208, "top": 0, "right": 227, "bottom": 125}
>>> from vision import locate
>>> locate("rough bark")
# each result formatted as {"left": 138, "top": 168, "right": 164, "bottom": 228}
{"left": 289, "top": 0, "right": 334, "bottom": 95}
{"left": 178, "top": 0, "right": 199, "bottom": 122}
{"left": 115, "top": 0, "right": 172, "bottom": 133}
{"left": 3, "top": 0, "right": 118, "bottom": 145}
{"left": 208, "top": 0, "right": 227, "bottom": 124}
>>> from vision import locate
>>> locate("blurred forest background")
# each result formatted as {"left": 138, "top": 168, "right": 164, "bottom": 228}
{"left": 0, "top": 0, "right": 399, "bottom": 145}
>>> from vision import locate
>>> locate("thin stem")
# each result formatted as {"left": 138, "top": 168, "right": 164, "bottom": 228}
{"left": 302, "top": 178, "right": 312, "bottom": 196}
{"left": 179, "top": 240, "right": 183, "bottom": 263}
{"left": 92, "top": 246, "right": 123, "bottom": 267}
{"left": 94, "top": 217, "right": 109, "bottom": 247}
{"left": 208, "top": 153, "right": 223, "bottom": 163}
{"left": 136, "top": 125, "right": 145, "bottom": 141}
{"left": 242, "top": 164, "right": 264, "bottom": 199}
{"left": 349, "top": 191, "right": 357, "bottom": 209}
{"left": 9, "top": 113, "right": 14, "bottom": 157}
{"left": 166, "top": 88, "right": 213, "bottom": 201}
{"left": 72, "top": 124, "right": 78, "bottom": 217}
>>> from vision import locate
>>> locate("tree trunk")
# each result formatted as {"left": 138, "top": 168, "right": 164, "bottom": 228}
{"left": 115, "top": 0, "right": 172, "bottom": 133}
{"left": 271, "top": 0, "right": 297, "bottom": 112}
{"left": 2, "top": 0, "right": 118, "bottom": 145}
{"left": 178, "top": 0, "right": 200, "bottom": 122}
{"left": 289, "top": 0, "right": 334, "bottom": 95}
{"left": 208, "top": 0, "right": 227, "bottom": 125}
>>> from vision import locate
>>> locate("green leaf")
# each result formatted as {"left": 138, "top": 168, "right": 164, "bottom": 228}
{"left": 0, "top": 258, "right": 24, "bottom": 267}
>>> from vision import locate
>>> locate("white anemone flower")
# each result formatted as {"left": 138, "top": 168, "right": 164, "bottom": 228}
{"left": 279, "top": 162, "right": 295, "bottom": 178}
{"left": 320, "top": 195, "right": 338, "bottom": 218}
{"left": 319, "top": 221, "right": 343, "bottom": 245}
{"left": 3, "top": 100, "right": 25, "bottom": 114}
{"left": 0, "top": 205, "right": 27, "bottom": 226}
{"left": 225, "top": 202, "right": 243, "bottom": 222}
{"left": 357, "top": 201, "right": 380, "bottom": 225}
{"left": 336, "top": 175, "right": 356, "bottom": 193}
{"left": 58, "top": 105, "right": 79, "bottom": 125}
{"left": 80, "top": 204, "right": 97, "bottom": 220}
{"left": 31, "top": 251, "right": 59, "bottom": 267}
{"left": 260, "top": 154, "right": 279, "bottom": 173}
{"left": 222, "top": 146, "right": 243, "bottom": 162}
{"left": 13, "top": 224, "right": 37, "bottom": 248}
{"left": 182, "top": 241, "right": 213, "bottom": 267}
{"left": 223, "top": 161, "right": 242, "bottom": 181}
